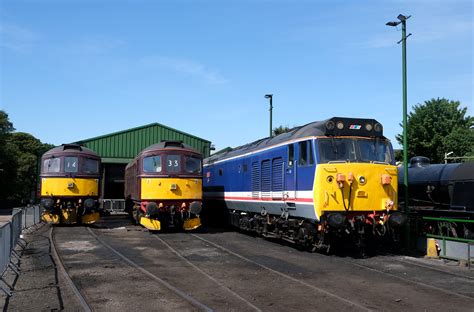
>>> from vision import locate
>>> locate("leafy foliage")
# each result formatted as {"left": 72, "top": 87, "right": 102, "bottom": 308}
{"left": 0, "top": 110, "right": 54, "bottom": 207}
{"left": 396, "top": 98, "right": 474, "bottom": 163}
{"left": 272, "top": 125, "right": 291, "bottom": 136}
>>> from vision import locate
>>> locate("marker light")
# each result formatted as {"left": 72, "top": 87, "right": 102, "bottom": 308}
{"left": 336, "top": 122, "right": 344, "bottom": 130}
{"left": 326, "top": 120, "right": 335, "bottom": 130}
{"left": 365, "top": 123, "right": 373, "bottom": 131}
{"left": 374, "top": 123, "right": 383, "bottom": 132}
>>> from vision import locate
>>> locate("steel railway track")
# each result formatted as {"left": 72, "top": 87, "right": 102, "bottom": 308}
{"left": 51, "top": 226, "right": 213, "bottom": 311}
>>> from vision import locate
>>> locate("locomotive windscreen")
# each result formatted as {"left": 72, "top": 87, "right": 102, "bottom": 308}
{"left": 318, "top": 138, "right": 393, "bottom": 164}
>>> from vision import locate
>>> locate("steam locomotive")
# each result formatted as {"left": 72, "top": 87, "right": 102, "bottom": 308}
{"left": 40, "top": 144, "right": 101, "bottom": 224}
{"left": 203, "top": 117, "right": 406, "bottom": 252}
{"left": 398, "top": 156, "right": 474, "bottom": 216}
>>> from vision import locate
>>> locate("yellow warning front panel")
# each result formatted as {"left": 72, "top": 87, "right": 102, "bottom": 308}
{"left": 61, "top": 210, "right": 78, "bottom": 224}
{"left": 41, "top": 178, "right": 99, "bottom": 197}
{"left": 313, "top": 163, "right": 398, "bottom": 219}
{"left": 42, "top": 212, "right": 60, "bottom": 224}
{"left": 140, "top": 216, "right": 161, "bottom": 230}
{"left": 81, "top": 212, "right": 100, "bottom": 224}
{"left": 183, "top": 217, "right": 201, "bottom": 231}
{"left": 140, "top": 178, "right": 202, "bottom": 200}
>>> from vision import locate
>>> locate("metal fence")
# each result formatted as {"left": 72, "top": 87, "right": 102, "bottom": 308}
{"left": 413, "top": 216, "right": 474, "bottom": 267}
{"left": 102, "top": 199, "right": 126, "bottom": 213}
{"left": 0, "top": 205, "right": 42, "bottom": 296}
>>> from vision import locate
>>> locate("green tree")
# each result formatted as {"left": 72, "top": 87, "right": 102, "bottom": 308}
{"left": 0, "top": 110, "right": 54, "bottom": 206}
{"left": 397, "top": 98, "right": 474, "bottom": 163}
{"left": 272, "top": 125, "right": 291, "bottom": 136}
{"left": 7, "top": 133, "right": 54, "bottom": 203}
{"left": 0, "top": 111, "right": 17, "bottom": 203}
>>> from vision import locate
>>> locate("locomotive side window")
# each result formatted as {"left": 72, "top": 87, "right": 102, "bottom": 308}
{"left": 64, "top": 157, "right": 78, "bottom": 173}
{"left": 184, "top": 156, "right": 201, "bottom": 174}
{"left": 288, "top": 144, "right": 294, "bottom": 166}
{"left": 43, "top": 158, "right": 60, "bottom": 173}
{"left": 298, "top": 141, "right": 308, "bottom": 166}
{"left": 166, "top": 155, "right": 180, "bottom": 173}
{"left": 83, "top": 158, "right": 99, "bottom": 174}
{"left": 143, "top": 156, "right": 162, "bottom": 173}
{"left": 309, "top": 141, "right": 314, "bottom": 165}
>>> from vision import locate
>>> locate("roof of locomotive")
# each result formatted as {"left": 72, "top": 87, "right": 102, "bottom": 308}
{"left": 125, "top": 141, "right": 202, "bottom": 170}
{"left": 42, "top": 144, "right": 100, "bottom": 159}
{"left": 140, "top": 141, "right": 201, "bottom": 155}
{"left": 205, "top": 117, "right": 386, "bottom": 164}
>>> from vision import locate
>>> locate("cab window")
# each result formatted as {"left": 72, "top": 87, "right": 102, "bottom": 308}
{"left": 43, "top": 158, "right": 60, "bottom": 173}
{"left": 288, "top": 144, "right": 294, "bottom": 166}
{"left": 298, "top": 141, "right": 308, "bottom": 166}
{"left": 143, "top": 156, "right": 162, "bottom": 173}
{"left": 184, "top": 156, "right": 201, "bottom": 174}
{"left": 166, "top": 155, "right": 181, "bottom": 173}
{"left": 64, "top": 157, "right": 78, "bottom": 173}
{"left": 83, "top": 158, "right": 99, "bottom": 174}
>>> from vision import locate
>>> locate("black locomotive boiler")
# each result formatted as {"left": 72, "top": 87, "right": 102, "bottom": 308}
{"left": 398, "top": 156, "right": 474, "bottom": 217}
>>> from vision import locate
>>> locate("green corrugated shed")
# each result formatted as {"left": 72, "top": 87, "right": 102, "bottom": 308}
{"left": 75, "top": 123, "right": 212, "bottom": 163}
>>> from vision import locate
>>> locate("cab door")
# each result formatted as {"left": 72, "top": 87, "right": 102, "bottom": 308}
{"left": 295, "top": 140, "right": 315, "bottom": 199}
{"left": 285, "top": 144, "right": 296, "bottom": 199}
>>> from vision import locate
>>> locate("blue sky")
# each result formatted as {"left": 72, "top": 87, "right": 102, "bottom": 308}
{"left": 1, "top": 0, "right": 472, "bottom": 152}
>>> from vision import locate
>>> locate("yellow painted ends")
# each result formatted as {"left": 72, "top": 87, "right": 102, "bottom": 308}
{"left": 41, "top": 178, "right": 99, "bottom": 197}
{"left": 141, "top": 178, "right": 202, "bottom": 200}
{"left": 314, "top": 163, "right": 398, "bottom": 219}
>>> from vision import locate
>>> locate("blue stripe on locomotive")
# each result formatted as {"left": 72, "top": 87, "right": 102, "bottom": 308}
{"left": 203, "top": 139, "right": 317, "bottom": 193}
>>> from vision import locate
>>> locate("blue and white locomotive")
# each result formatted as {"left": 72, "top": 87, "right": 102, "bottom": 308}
{"left": 203, "top": 117, "right": 406, "bottom": 251}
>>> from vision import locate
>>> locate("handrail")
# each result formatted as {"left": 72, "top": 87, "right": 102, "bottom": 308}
{"left": 422, "top": 216, "right": 474, "bottom": 224}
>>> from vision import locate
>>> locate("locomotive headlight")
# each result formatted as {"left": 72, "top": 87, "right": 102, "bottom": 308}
{"left": 189, "top": 201, "right": 202, "bottom": 215}
{"left": 326, "top": 120, "right": 335, "bottom": 130}
{"left": 41, "top": 198, "right": 54, "bottom": 209}
{"left": 365, "top": 123, "right": 373, "bottom": 131}
{"left": 336, "top": 121, "right": 344, "bottom": 130}
{"left": 358, "top": 176, "right": 367, "bottom": 185}
{"left": 327, "top": 213, "right": 346, "bottom": 228}
{"left": 374, "top": 123, "right": 383, "bottom": 133}
{"left": 146, "top": 202, "right": 159, "bottom": 217}
{"left": 84, "top": 198, "right": 95, "bottom": 210}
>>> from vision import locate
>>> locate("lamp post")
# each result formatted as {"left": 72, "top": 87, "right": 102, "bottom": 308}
{"left": 386, "top": 14, "right": 411, "bottom": 248}
{"left": 265, "top": 94, "right": 273, "bottom": 137}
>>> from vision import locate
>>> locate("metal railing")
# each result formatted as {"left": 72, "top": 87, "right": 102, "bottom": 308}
{"left": 0, "top": 205, "right": 42, "bottom": 296}
{"left": 101, "top": 199, "right": 126, "bottom": 213}
{"left": 420, "top": 216, "right": 474, "bottom": 267}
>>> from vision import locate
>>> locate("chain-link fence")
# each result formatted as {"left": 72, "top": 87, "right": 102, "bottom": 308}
{"left": 0, "top": 205, "right": 42, "bottom": 296}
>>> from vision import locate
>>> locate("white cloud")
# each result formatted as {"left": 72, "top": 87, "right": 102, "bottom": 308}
{"left": 65, "top": 37, "right": 126, "bottom": 55}
{"left": 0, "top": 23, "right": 40, "bottom": 53}
{"left": 140, "top": 56, "right": 228, "bottom": 84}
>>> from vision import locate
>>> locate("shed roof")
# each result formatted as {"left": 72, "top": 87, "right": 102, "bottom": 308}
{"left": 74, "top": 122, "right": 211, "bottom": 163}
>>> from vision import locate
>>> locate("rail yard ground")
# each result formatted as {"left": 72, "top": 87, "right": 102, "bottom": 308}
{"left": 1, "top": 215, "right": 474, "bottom": 311}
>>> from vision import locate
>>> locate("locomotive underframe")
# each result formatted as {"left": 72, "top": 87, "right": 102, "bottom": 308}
{"left": 131, "top": 199, "right": 202, "bottom": 231}
{"left": 229, "top": 209, "right": 403, "bottom": 254}
{"left": 41, "top": 196, "right": 100, "bottom": 224}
